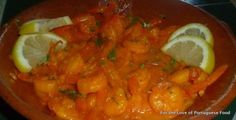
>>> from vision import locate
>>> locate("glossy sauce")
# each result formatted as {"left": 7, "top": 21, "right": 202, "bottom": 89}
{"left": 15, "top": 3, "right": 226, "bottom": 120}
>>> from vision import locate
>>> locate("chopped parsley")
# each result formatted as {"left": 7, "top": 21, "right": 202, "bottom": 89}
{"left": 127, "top": 16, "right": 140, "bottom": 28}
{"left": 140, "top": 63, "right": 145, "bottom": 69}
{"left": 95, "top": 38, "right": 104, "bottom": 47}
{"left": 46, "top": 54, "right": 50, "bottom": 61}
{"left": 89, "top": 27, "right": 96, "bottom": 32}
{"left": 96, "top": 20, "right": 101, "bottom": 27}
{"left": 162, "top": 58, "right": 176, "bottom": 72}
{"left": 107, "top": 48, "right": 116, "bottom": 61}
{"left": 59, "top": 89, "right": 82, "bottom": 100}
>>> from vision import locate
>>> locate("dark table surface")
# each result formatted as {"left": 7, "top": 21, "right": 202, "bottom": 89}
{"left": 0, "top": 0, "right": 236, "bottom": 120}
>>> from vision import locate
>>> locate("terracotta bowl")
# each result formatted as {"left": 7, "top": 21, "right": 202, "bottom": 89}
{"left": 0, "top": 0, "right": 236, "bottom": 119}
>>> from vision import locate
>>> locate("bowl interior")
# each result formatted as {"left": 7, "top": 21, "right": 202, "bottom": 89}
{"left": 0, "top": 0, "right": 236, "bottom": 119}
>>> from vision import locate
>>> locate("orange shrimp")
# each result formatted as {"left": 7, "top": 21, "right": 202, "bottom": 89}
{"left": 186, "top": 65, "right": 228, "bottom": 95}
{"left": 149, "top": 81, "right": 193, "bottom": 119}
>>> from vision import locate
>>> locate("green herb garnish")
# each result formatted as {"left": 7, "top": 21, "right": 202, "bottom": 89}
{"left": 140, "top": 63, "right": 145, "bottom": 69}
{"left": 95, "top": 38, "right": 104, "bottom": 47}
{"left": 96, "top": 20, "right": 101, "bottom": 27}
{"left": 46, "top": 54, "right": 50, "bottom": 61}
{"left": 107, "top": 48, "right": 116, "bottom": 61}
{"left": 127, "top": 16, "right": 140, "bottom": 28}
{"left": 89, "top": 27, "right": 96, "bottom": 32}
{"left": 59, "top": 89, "right": 81, "bottom": 100}
{"left": 162, "top": 58, "right": 176, "bottom": 72}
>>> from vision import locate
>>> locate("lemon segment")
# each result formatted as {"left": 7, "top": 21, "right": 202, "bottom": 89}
{"left": 168, "top": 23, "right": 214, "bottom": 46}
{"left": 12, "top": 33, "right": 67, "bottom": 73}
{"left": 161, "top": 35, "right": 215, "bottom": 74}
{"left": 19, "top": 16, "right": 72, "bottom": 35}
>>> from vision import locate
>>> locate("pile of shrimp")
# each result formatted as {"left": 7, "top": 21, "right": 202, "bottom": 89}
{"left": 17, "top": 3, "right": 227, "bottom": 120}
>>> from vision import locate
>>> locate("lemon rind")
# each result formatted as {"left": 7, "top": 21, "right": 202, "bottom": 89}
{"left": 162, "top": 35, "right": 215, "bottom": 74}
{"left": 19, "top": 16, "right": 72, "bottom": 35}
{"left": 168, "top": 23, "right": 214, "bottom": 47}
{"left": 12, "top": 35, "right": 32, "bottom": 73}
{"left": 12, "top": 33, "right": 67, "bottom": 73}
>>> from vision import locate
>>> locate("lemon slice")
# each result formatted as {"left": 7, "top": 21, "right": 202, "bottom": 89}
{"left": 19, "top": 16, "right": 72, "bottom": 35}
{"left": 161, "top": 35, "right": 215, "bottom": 73}
{"left": 169, "top": 23, "right": 213, "bottom": 46}
{"left": 12, "top": 33, "right": 67, "bottom": 73}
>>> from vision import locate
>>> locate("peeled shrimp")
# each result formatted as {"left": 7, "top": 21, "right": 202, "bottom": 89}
{"left": 149, "top": 82, "right": 193, "bottom": 119}
{"left": 104, "top": 88, "right": 128, "bottom": 116}
{"left": 77, "top": 72, "right": 107, "bottom": 94}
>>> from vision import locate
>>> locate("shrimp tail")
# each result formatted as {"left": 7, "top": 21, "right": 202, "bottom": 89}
{"left": 186, "top": 65, "right": 228, "bottom": 95}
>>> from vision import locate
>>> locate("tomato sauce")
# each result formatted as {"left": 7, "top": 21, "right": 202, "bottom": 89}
{"left": 17, "top": 3, "right": 227, "bottom": 120}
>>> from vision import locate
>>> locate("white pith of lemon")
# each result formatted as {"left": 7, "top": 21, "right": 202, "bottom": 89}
{"left": 162, "top": 35, "right": 215, "bottom": 74}
{"left": 12, "top": 33, "right": 67, "bottom": 73}
{"left": 169, "top": 23, "right": 214, "bottom": 46}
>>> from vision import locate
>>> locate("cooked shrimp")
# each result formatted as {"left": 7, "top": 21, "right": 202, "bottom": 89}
{"left": 169, "top": 67, "right": 208, "bottom": 86}
{"left": 102, "top": 62, "right": 124, "bottom": 88}
{"left": 104, "top": 88, "right": 128, "bottom": 116}
{"left": 156, "top": 26, "right": 177, "bottom": 48}
{"left": 149, "top": 82, "right": 193, "bottom": 119}
{"left": 126, "top": 94, "right": 152, "bottom": 116}
{"left": 128, "top": 68, "right": 151, "bottom": 95}
{"left": 185, "top": 65, "right": 228, "bottom": 95}
{"left": 62, "top": 54, "right": 85, "bottom": 75}
{"left": 77, "top": 72, "right": 107, "bottom": 94}
{"left": 123, "top": 24, "right": 151, "bottom": 54}
{"left": 48, "top": 96, "right": 80, "bottom": 120}
{"left": 75, "top": 14, "right": 97, "bottom": 31}
{"left": 34, "top": 77, "right": 57, "bottom": 102}
{"left": 15, "top": 3, "right": 228, "bottom": 120}
{"left": 75, "top": 93, "right": 97, "bottom": 114}
{"left": 101, "top": 15, "right": 126, "bottom": 42}
{"left": 114, "top": 47, "right": 131, "bottom": 69}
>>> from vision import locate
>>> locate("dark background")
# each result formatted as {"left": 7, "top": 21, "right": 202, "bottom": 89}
{"left": 0, "top": 0, "right": 236, "bottom": 120}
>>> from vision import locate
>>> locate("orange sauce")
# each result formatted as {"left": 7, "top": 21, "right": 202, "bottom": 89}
{"left": 16, "top": 3, "right": 226, "bottom": 120}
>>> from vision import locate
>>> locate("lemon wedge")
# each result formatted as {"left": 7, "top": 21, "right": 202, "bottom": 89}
{"left": 161, "top": 35, "right": 215, "bottom": 74}
{"left": 12, "top": 33, "right": 67, "bottom": 73}
{"left": 19, "top": 16, "right": 72, "bottom": 35}
{"left": 169, "top": 23, "right": 214, "bottom": 46}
